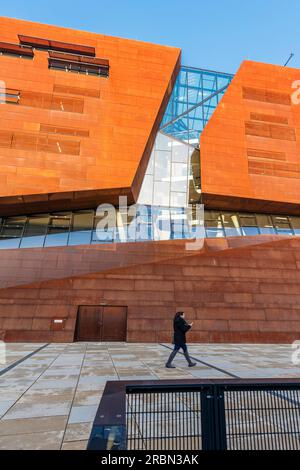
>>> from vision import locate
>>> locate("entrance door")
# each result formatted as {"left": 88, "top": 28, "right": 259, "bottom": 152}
{"left": 102, "top": 306, "right": 127, "bottom": 342}
{"left": 75, "top": 305, "right": 127, "bottom": 342}
{"left": 75, "top": 306, "right": 102, "bottom": 341}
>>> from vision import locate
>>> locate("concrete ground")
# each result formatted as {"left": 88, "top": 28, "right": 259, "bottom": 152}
{"left": 0, "top": 342, "right": 299, "bottom": 450}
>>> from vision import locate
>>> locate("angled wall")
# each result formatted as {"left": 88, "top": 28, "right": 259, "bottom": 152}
{"left": 201, "top": 60, "right": 300, "bottom": 214}
{"left": 0, "top": 17, "right": 181, "bottom": 214}
{"left": 0, "top": 236, "right": 299, "bottom": 343}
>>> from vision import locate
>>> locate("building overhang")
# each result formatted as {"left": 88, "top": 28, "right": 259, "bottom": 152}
{"left": 0, "top": 17, "right": 181, "bottom": 215}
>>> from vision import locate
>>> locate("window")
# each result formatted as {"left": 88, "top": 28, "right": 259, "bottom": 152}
{"left": 48, "top": 52, "right": 109, "bottom": 77}
{"left": 153, "top": 181, "right": 171, "bottom": 206}
{"left": 18, "top": 35, "right": 95, "bottom": 56}
{"left": 222, "top": 213, "right": 241, "bottom": 237}
{"left": 0, "top": 216, "right": 26, "bottom": 249}
{"left": 92, "top": 207, "right": 118, "bottom": 244}
{"left": 0, "top": 88, "right": 20, "bottom": 105}
{"left": 68, "top": 211, "right": 94, "bottom": 246}
{"left": 0, "top": 41, "right": 33, "bottom": 59}
{"left": 0, "top": 216, "right": 26, "bottom": 238}
{"left": 44, "top": 214, "right": 71, "bottom": 247}
{"left": 205, "top": 211, "right": 224, "bottom": 238}
{"left": 238, "top": 214, "right": 259, "bottom": 236}
{"left": 1, "top": 208, "right": 300, "bottom": 249}
{"left": 48, "top": 58, "right": 109, "bottom": 77}
{"left": 289, "top": 216, "right": 300, "bottom": 236}
{"left": 20, "top": 215, "right": 49, "bottom": 248}
{"left": 256, "top": 214, "right": 275, "bottom": 235}
{"left": 272, "top": 216, "right": 293, "bottom": 236}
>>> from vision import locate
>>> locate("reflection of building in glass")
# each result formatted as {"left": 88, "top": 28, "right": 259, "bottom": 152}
{"left": 1, "top": 209, "right": 299, "bottom": 249}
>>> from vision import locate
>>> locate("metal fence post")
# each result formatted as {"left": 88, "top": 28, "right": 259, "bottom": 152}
{"left": 201, "top": 385, "right": 227, "bottom": 450}
{"left": 87, "top": 381, "right": 127, "bottom": 450}
{"left": 214, "top": 386, "right": 227, "bottom": 450}
{"left": 200, "top": 385, "right": 216, "bottom": 450}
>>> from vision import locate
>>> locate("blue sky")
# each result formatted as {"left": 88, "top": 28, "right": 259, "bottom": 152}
{"left": 2, "top": 0, "right": 300, "bottom": 74}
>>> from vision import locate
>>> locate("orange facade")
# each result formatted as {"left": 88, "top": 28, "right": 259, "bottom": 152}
{"left": 201, "top": 60, "right": 300, "bottom": 214}
{"left": 0, "top": 19, "right": 300, "bottom": 344}
{"left": 0, "top": 236, "right": 299, "bottom": 343}
{"left": 0, "top": 17, "right": 180, "bottom": 214}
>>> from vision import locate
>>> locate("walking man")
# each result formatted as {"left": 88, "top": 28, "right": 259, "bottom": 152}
{"left": 165, "top": 311, "right": 196, "bottom": 368}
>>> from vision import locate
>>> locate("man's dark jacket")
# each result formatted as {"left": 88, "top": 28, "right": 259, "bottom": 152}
{"left": 173, "top": 316, "right": 191, "bottom": 345}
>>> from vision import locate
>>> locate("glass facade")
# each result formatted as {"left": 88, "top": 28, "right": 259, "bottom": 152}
{"left": 137, "top": 66, "right": 233, "bottom": 232}
{"left": 0, "top": 209, "right": 299, "bottom": 249}
{"left": 137, "top": 131, "right": 198, "bottom": 208}
{"left": 160, "top": 66, "right": 233, "bottom": 146}
{"left": 204, "top": 211, "right": 299, "bottom": 238}
{"left": 0, "top": 206, "right": 203, "bottom": 249}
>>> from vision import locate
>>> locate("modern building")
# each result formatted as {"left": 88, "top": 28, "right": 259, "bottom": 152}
{"left": 0, "top": 17, "right": 300, "bottom": 343}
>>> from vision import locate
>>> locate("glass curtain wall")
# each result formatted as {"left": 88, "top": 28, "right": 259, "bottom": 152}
{"left": 1, "top": 210, "right": 300, "bottom": 249}
{"left": 161, "top": 66, "right": 233, "bottom": 146}
{"left": 137, "top": 131, "right": 195, "bottom": 208}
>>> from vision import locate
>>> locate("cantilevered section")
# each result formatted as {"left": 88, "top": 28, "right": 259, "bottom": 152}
{"left": 201, "top": 60, "right": 300, "bottom": 214}
{"left": 0, "top": 17, "right": 181, "bottom": 215}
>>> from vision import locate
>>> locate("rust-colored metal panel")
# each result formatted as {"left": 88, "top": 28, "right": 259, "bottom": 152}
{"left": 201, "top": 60, "right": 300, "bottom": 213}
{"left": 75, "top": 305, "right": 102, "bottom": 341}
{"left": 0, "top": 237, "right": 300, "bottom": 344}
{"left": 102, "top": 306, "right": 127, "bottom": 342}
{"left": 74, "top": 304, "right": 127, "bottom": 341}
{"left": 0, "top": 17, "right": 181, "bottom": 213}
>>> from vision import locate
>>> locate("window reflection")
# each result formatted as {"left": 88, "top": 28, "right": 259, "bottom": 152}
{"left": 44, "top": 214, "right": 71, "bottom": 247}
{"left": 1, "top": 207, "right": 300, "bottom": 249}
{"left": 222, "top": 213, "right": 242, "bottom": 237}
{"left": 20, "top": 215, "right": 48, "bottom": 248}
{"left": 239, "top": 214, "right": 259, "bottom": 236}
{"left": 241, "top": 226, "right": 259, "bottom": 236}
{"left": 0, "top": 237, "right": 21, "bottom": 249}
{"left": 204, "top": 211, "right": 225, "bottom": 238}
{"left": 256, "top": 215, "right": 276, "bottom": 235}
{"left": 272, "top": 216, "right": 293, "bottom": 236}
{"left": 290, "top": 216, "right": 300, "bottom": 236}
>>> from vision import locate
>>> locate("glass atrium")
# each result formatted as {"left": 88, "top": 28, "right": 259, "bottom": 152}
{"left": 160, "top": 66, "right": 233, "bottom": 146}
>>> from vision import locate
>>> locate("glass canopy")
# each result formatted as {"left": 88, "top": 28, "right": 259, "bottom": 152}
{"left": 160, "top": 66, "right": 233, "bottom": 146}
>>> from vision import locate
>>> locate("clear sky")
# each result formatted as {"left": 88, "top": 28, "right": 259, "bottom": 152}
{"left": 2, "top": 0, "right": 300, "bottom": 74}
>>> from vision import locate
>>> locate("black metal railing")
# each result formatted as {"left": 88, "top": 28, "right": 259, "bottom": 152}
{"left": 87, "top": 379, "right": 300, "bottom": 451}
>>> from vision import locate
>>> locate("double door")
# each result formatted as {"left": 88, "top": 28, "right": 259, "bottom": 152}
{"left": 75, "top": 305, "right": 127, "bottom": 342}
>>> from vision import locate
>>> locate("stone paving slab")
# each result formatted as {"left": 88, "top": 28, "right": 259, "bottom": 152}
{"left": 0, "top": 430, "right": 65, "bottom": 450}
{"left": 0, "top": 416, "right": 68, "bottom": 436}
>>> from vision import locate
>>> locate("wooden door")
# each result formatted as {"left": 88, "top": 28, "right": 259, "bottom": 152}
{"left": 75, "top": 305, "right": 102, "bottom": 341}
{"left": 102, "top": 306, "right": 127, "bottom": 342}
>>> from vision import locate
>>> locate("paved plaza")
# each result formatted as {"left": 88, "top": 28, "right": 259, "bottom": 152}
{"left": 0, "top": 342, "right": 299, "bottom": 450}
